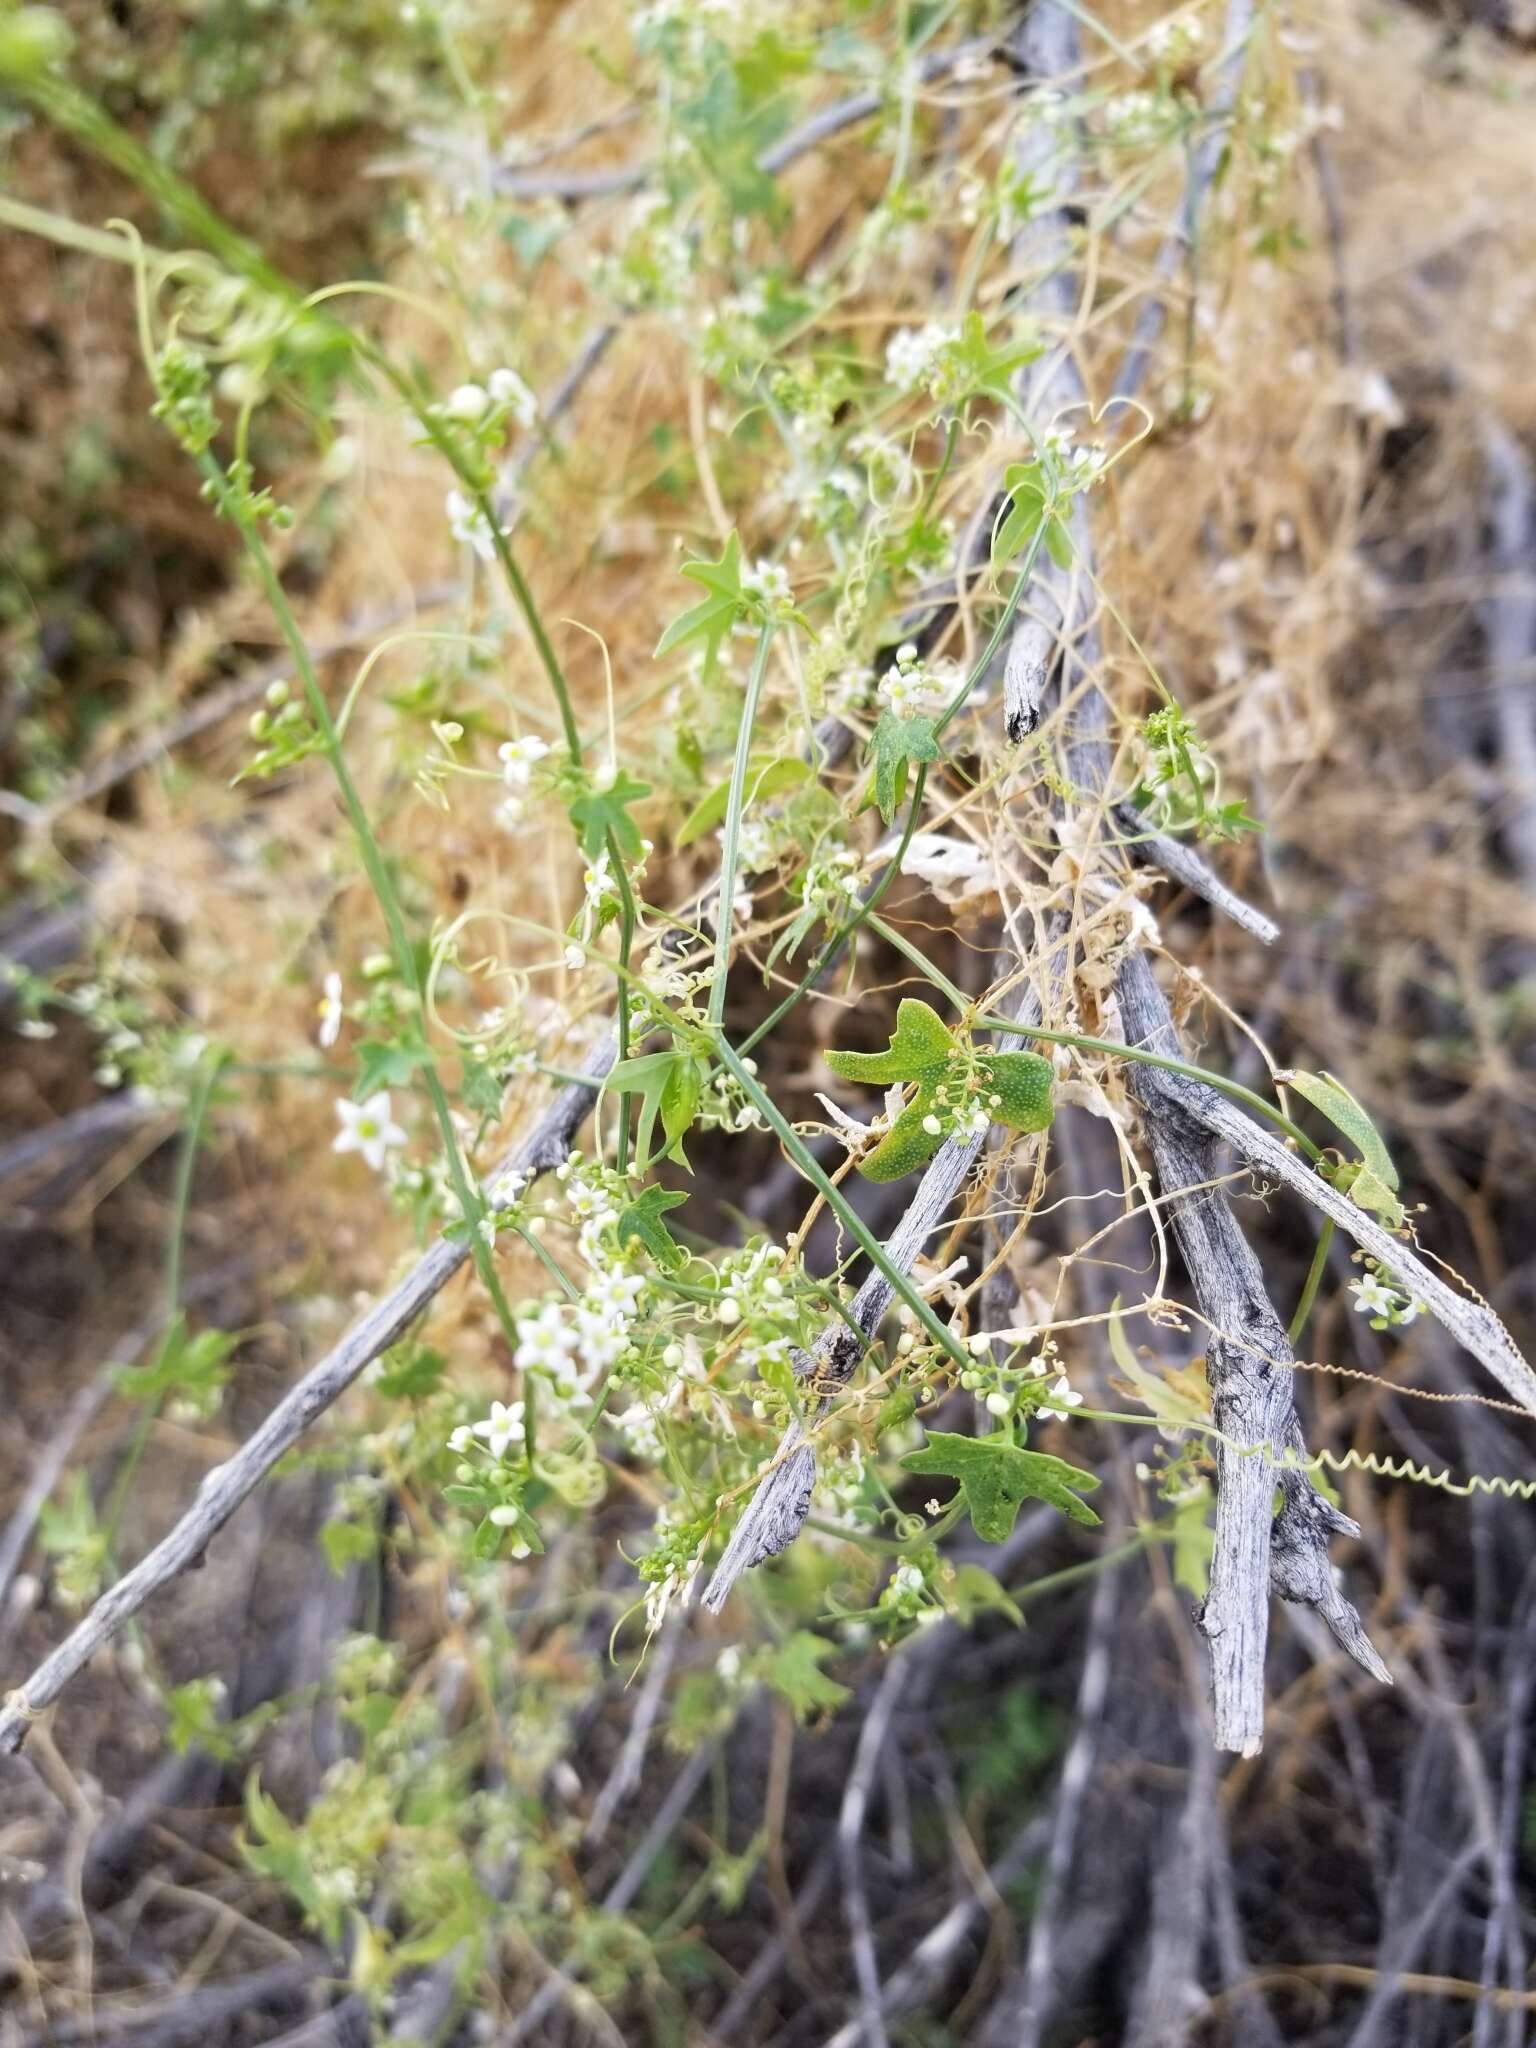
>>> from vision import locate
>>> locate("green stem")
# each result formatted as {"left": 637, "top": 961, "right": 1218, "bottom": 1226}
{"left": 609, "top": 844, "right": 639, "bottom": 1171}
{"left": 102, "top": 1052, "right": 223, "bottom": 1562}
{"left": 709, "top": 626, "right": 775, "bottom": 1032}
{"left": 739, "top": 762, "right": 929, "bottom": 1058}
{"left": 204, "top": 462, "right": 525, "bottom": 1356}
{"left": 711, "top": 1034, "right": 969, "bottom": 1372}
{"left": 1288, "top": 1220, "right": 1335, "bottom": 1347}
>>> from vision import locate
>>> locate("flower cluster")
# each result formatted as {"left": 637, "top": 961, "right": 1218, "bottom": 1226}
{"left": 878, "top": 642, "right": 955, "bottom": 720}
{"left": 958, "top": 1332, "right": 1082, "bottom": 1422}
{"left": 884, "top": 320, "right": 960, "bottom": 397}
{"left": 1350, "top": 1263, "right": 1424, "bottom": 1330}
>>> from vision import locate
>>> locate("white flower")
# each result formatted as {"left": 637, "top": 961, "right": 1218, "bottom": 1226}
{"left": 495, "top": 796, "right": 525, "bottom": 832}
{"left": 892, "top": 1563, "right": 925, "bottom": 1597}
{"left": 444, "top": 382, "right": 489, "bottom": 422}
{"left": 885, "top": 321, "right": 957, "bottom": 394}
{"left": 515, "top": 1302, "right": 578, "bottom": 1377}
{"left": 471, "top": 1400, "right": 525, "bottom": 1458}
{"left": 333, "top": 1092, "right": 407, "bottom": 1172}
{"left": 984, "top": 1389, "right": 1012, "bottom": 1418}
{"left": 563, "top": 942, "right": 586, "bottom": 971}
{"left": 1044, "top": 1374, "right": 1083, "bottom": 1410}
{"left": 445, "top": 488, "right": 505, "bottom": 564}
{"left": 316, "top": 971, "right": 344, "bottom": 1049}
{"left": 743, "top": 557, "right": 792, "bottom": 607}
{"left": 499, "top": 732, "right": 551, "bottom": 787}
{"left": 1351, "top": 1275, "right": 1396, "bottom": 1319}
{"left": 448, "top": 1425, "right": 474, "bottom": 1453}
{"left": 583, "top": 850, "right": 615, "bottom": 906}
{"left": 488, "top": 366, "right": 537, "bottom": 428}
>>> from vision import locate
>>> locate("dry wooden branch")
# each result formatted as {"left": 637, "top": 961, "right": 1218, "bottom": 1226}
{"left": 0, "top": 1050, "right": 612, "bottom": 1756}
{"left": 1117, "top": 950, "right": 1392, "bottom": 1752}
{"left": 701, "top": 971, "right": 1046, "bottom": 1614}
{"left": 1119, "top": 1004, "right": 1536, "bottom": 1418}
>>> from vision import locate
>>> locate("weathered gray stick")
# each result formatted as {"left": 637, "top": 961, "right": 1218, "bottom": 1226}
{"left": 1117, "top": 949, "right": 1392, "bottom": 1753}
{"left": 0, "top": 1047, "right": 613, "bottom": 1755}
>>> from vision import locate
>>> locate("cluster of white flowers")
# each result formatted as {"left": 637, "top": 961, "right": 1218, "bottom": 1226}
{"left": 1350, "top": 1270, "right": 1423, "bottom": 1327}
{"left": 1102, "top": 90, "right": 1170, "bottom": 148}
{"left": 959, "top": 1333, "right": 1081, "bottom": 1417}
{"left": 1147, "top": 12, "right": 1204, "bottom": 61}
{"left": 494, "top": 730, "right": 552, "bottom": 831}
{"left": 614, "top": 1402, "right": 664, "bottom": 1464}
{"left": 733, "top": 815, "right": 777, "bottom": 874}
{"left": 885, "top": 321, "right": 960, "bottom": 396}
{"left": 878, "top": 641, "right": 955, "bottom": 720}
{"left": 742, "top": 557, "right": 793, "bottom": 610}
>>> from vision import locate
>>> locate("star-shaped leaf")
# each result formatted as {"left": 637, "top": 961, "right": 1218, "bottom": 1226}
{"left": 616, "top": 1184, "right": 689, "bottom": 1269}
{"left": 765, "top": 1630, "right": 851, "bottom": 1721}
{"left": 655, "top": 530, "right": 744, "bottom": 679}
{"left": 569, "top": 768, "right": 651, "bottom": 862}
{"left": 901, "top": 1430, "right": 1100, "bottom": 1541}
{"left": 868, "top": 709, "right": 940, "bottom": 824}
{"left": 824, "top": 1001, "right": 1054, "bottom": 1181}
{"left": 945, "top": 311, "right": 1043, "bottom": 408}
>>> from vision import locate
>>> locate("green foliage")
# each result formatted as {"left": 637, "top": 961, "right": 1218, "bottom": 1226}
{"left": 1281, "top": 1068, "right": 1405, "bottom": 1227}
{"left": 868, "top": 707, "right": 940, "bottom": 823}
{"left": 569, "top": 769, "right": 651, "bottom": 863}
{"left": 825, "top": 999, "right": 1054, "bottom": 1180}
{"left": 764, "top": 1629, "right": 852, "bottom": 1720}
{"left": 654, "top": 531, "right": 746, "bottom": 678}
{"left": 901, "top": 1430, "right": 1101, "bottom": 1540}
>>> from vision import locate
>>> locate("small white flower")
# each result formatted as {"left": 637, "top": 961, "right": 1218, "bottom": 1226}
{"left": 498, "top": 732, "right": 551, "bottom": 788}
{"left": 445, "top": 488, "right": 505, "bottom": 565}
{"left": 563, "top": 942, "right": 586, "bottom": 971}
{"left": 448, "top": 1425, "right": 474, "bottom": 1453}
{"left": 985, "top": 1389, "right": 1012, "bottom": 1418}
{"left": 471, "top": 1399, "right": 526, "bottom": 1459}
{"left": 1351, "top": 1275, "right": 1396, "bottom": 1319}
{"left": 444, "top": 382, "right": 489, "bottom": 422}
{"left": 488, "top": 366, "right": 538, "bottom": 428}
{"left": 885, "top": 322, "right": 957, "bottom": 394}
{"left": 333, "top": 1092, "right": 407, "bottom": 1173}
{"left": 743, "top": 558, "right": 792, "bottom": 607}
{"left": 1044, "top": 1374, "right": 1083, "bottom": 1410}
{"left": 316, "top": 971, "right": 344, "bottom": 1049}
{"left": 495, "top": 796, "right": 525, "bottom": 832}
{"left": 892, "top": 1563, "right": 925, "bottom": 1597}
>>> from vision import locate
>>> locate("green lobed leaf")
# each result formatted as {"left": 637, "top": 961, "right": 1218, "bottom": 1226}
{"left": 765, "top": 1630, "right": 852, "bottom": 1721}
{"left": 901, "top": 1430, "right": 1101, "bottom": 1542}
{"left": 616, "top": 1184, "right": 690, "bottom": 1268}
{"left": 868, "top": 709, "right": 940, "bottom": 824}
{"left": 569, "top": 768, "right": 651, "bottom": 863}
{"left": 976, "top": 1049, "right": 1055, "bottom": 1134}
